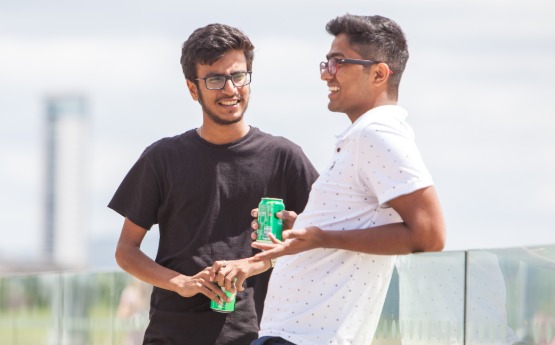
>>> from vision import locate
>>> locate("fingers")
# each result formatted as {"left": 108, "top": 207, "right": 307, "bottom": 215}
{"left": 210, "top": 260, "right": 227, "bottom": 282}
{"left": 182, "top": 274, "right": 229, "bottom": 303}
{"left": 251, "top": 240, "right": 279, "bottom": 252}
{"left": 267, "top": 233, "right": 282, "bottom": 244}
{"left": 281, "top": 228, "right": 310, "bottom": 240}
{"left": 202, "top": 283, "right": 229, "bottom": 303}
{"left": 211, "top": 260, "right": 246, "bottom": 294}
{"left": 174, "top": 271, "right": 233, "bottom": 303}
{"left": 251, "top": 238, "right": 286, "bottom": 261}
{"left": 251, "top": 233, "right": 283, "bottom": 250}
{"left": 251, "top": 209, "right": 259, "bottom": 240}
{"left": 276, "top": 210, "right": 295, "bottom": 220}
{"left": 205, "top": 270, "right": 233, "bottom": 303}
{"left": 276, "top": 210, "right": 297, "bottom": 230}
{"left": 209, "top": 260, "right": 228, "bottom": 281}
{"left": 234, "top": 276, "right": 246, "bottom": 292}
{"left": 215, "top": 265, "right": 233, "bottom": 291}
{"left": 252, "top": 209, "right": 295, "bottom": 232}
{"left": 222, "top": 276, "right": 240, "bottom": 293}
{"left": 281, "top": 229, "right": 297, "bottom": 240}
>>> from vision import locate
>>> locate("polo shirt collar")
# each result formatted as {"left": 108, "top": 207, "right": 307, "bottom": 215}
{"left": 335, "top": 105, "right": 408, "bottom": 141}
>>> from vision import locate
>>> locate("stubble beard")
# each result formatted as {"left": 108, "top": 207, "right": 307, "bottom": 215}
{"left": 198, "top": 88, "right": 249, "bottom": 126}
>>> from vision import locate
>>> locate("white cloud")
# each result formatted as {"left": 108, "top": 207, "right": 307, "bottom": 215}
{"left": 0, "top": 36, "right": 178, "bottom": 90}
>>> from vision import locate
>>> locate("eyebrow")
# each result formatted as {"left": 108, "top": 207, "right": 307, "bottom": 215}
{"left": 201, "top": 70, "right": 247, "bottom": 78}
{"left": 325, "top": 53, "right": 345, "bottom": 60}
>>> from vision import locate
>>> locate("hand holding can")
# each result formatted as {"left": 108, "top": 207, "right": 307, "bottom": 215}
{"left": 210, "top": 283, "right": 236, "bottom": 313}
{"left": 256, "top": 198, "right": 285, "bottom": 242}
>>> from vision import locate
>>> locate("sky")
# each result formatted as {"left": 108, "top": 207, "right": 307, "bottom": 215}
{"left": 1, "top": 0, "right": 555, "bottom": 265}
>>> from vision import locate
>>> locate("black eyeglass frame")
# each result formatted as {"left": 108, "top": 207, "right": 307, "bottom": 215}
{"left": 195, "top": 71, "right": 252, "bottom": 90}
{"left": 320, "top": 58, "right": 392, "bottom": 76}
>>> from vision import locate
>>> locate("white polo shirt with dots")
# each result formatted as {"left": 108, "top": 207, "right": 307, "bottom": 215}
{"left": 258, "top": 105, "right": 434, "bottom": 345}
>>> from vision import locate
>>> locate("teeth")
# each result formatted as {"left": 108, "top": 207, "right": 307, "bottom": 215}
{"left": 329, "top": 86, "right": 340, "bottom": 92}
{"left": 220, "top": 100, "right": 239, "bottom": 106}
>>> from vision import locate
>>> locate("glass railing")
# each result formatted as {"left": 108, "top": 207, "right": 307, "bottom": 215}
{"left": 0, "top": 271, "right": 151, "bottom": 345}
{"left": 372, "top": 245, "right": 555, "bottom": 345}
{"left": 1, "top": 244, "right": 554, "bottom": 345}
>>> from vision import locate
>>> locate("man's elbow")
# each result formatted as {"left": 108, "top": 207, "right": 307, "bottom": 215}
{"left": 427, "top": 232, "right": 445, "bottom": 252}
{"left": 413, "top": 224, "right": 446, "bottom": 253}
{"left": 115, "top": 243, "right": 132, "bottom": 271}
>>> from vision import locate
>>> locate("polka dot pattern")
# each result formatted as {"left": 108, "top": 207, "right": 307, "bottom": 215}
{"left": 259, "top": 106, "right": 435, "bottom": 345}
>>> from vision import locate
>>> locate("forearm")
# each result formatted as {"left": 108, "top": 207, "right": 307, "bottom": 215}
{"left": 115, "top": 243, "right": 183, "bottom": 293}
{"left": 321, "top": 223, "right": 431, "bottom": 255}
{"left": 253, "top": 209, "right": 444, "bottom": 261}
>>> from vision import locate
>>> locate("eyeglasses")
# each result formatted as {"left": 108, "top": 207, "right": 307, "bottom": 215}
{"left": 196, "top": 72, "right": 252, "bottom": 90}
{"left": 320, "top": 58, "right": 392, "bottom": 76}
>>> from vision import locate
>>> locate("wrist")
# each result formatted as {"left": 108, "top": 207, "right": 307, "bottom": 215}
{"left": 319, "top": 227, "right": 330, "bottom": 248}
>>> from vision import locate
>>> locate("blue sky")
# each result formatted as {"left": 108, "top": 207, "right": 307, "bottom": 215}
{"left": 1, "top": 0, "right": 555, "bottom": 262}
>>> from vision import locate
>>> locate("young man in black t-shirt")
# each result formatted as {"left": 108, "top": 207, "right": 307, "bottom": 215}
{"left": 108, "top": 24, "right": 318, "bottom": 345}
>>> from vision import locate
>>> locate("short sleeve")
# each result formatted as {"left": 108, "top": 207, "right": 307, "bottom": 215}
{"left": 356, "top": 123, "right": 433, "bottom": 206}
{"left": 107, "top": 148, "right": 162, "bottom": 230}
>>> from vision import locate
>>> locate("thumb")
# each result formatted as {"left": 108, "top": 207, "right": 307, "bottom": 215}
{"left": 276, "top": 210, "right": 297, "bottom": 221}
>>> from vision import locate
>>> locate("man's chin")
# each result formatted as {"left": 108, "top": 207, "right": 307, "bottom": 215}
{"left": 201, "top": 100, "right": 248, "bottom": 125}
{"left": 327, "top": 104, "right": 340, "bottom": 113}
{"left": 209, "top": 113, "right": 244, "bottom": 126}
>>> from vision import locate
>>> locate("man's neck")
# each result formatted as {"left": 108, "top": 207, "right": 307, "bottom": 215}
{"left": 347, "top": 99, "right": 398, "bottom": 123}
{"left": 198, "top": 122, "right": 250, "bottom": 144}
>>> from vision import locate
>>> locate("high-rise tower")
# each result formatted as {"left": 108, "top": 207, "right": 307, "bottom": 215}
{"left": 44, "top": 95, "right": 89, "bottom": 268}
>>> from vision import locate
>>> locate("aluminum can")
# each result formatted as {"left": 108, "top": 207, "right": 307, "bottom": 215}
{"left": 257, "top": 197, "right": 285, "bottom": 242}
{"left": 210, "top": 285, "right": 236, "bottom": 313}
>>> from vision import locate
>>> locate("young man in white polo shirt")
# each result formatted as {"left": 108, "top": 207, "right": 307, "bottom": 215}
{"left": 249, "top": 14, "right": 446, "bottom": 345}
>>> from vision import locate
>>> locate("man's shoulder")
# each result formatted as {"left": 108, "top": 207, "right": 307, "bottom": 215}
{"left": 146, "top": 131, "right": 192, "bottom": 150}
{"left": 139, "top": 131, "right": 193, "bottom": 160}
{"left": 250, "top": 127, "right": 301, "bottom": 149}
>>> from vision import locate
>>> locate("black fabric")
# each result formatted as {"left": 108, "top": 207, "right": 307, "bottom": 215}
{"left": 251, "top": 336, "right": 297, "bottom": 345}
{"left": 108, "top": 127, "right": 318, "bottom": 345}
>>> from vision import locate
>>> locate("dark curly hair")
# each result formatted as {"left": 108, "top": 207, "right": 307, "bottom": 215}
{"left": 180, "top": 23, "right": 254, "bottom": 81}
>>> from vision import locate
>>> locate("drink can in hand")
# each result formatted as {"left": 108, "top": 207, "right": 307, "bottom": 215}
{"left": 210, "top": 284, "right": 236, "bottom": 313}
{"left": 257, "top": 198, "right": 285, "bottom": 242}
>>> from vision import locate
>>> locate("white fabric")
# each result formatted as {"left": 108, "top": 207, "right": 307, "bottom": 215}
{"left": 259, "top": 105, "right": 434, "bottom": 345}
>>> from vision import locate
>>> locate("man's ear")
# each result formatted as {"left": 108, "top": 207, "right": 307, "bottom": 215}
{"left": 186, "top": 79, "right": 199, "bottom": 101}
{"left": 373, "top": 63, "right": 392, "bottom": 87}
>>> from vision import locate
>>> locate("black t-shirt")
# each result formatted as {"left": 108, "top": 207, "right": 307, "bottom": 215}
{"left": 108, "top": 127, "right": 318, "bottom": 345}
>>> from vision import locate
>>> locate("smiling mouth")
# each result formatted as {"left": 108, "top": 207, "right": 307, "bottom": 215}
{"left": 329, "top": 86, "right": 340, "bottom": 93}
{"left": 218, "top": 99, "right": 240, "bottom": 106}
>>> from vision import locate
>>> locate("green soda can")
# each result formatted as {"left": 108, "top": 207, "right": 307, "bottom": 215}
{"left": 257, "top": 198, "right": 285, "bottom": 242}
{"left": 210, "top": 284, "right": 236, "bottom": 313}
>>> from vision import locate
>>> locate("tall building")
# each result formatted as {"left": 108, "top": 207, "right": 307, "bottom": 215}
{"left": 44, "top": 95, "right": 89, "bottom": 268}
